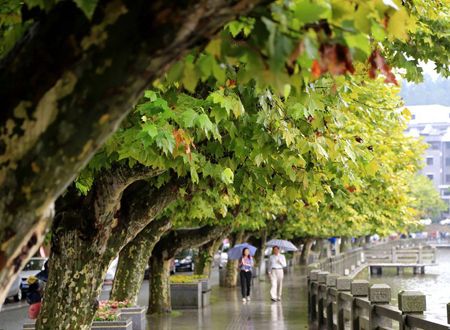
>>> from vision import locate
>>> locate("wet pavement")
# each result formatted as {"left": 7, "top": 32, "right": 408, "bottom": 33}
{"left": 0, "top": 266, "right": 310, "bottom": 330}
{"left": 145, "top": 268, "right": 310, "bottom": 330}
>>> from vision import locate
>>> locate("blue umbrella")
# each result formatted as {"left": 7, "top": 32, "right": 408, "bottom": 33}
{"left": 227, "top": 243, "right": 257, "bottom": 260}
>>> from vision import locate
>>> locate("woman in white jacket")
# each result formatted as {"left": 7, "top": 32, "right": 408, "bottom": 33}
{"left": 268, "top": 246, "right": 286, "bottom": 302}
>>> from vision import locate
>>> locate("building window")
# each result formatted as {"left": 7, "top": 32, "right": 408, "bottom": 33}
{"left": 426, "top": 157, "right": 433, "bottom": 165}
{"left": 427, "top": 174, "right": 434, "bottom": 180}
{"left": 446, "top": 175, "right": 450, "bottom": 183}
{"left": 443, "top": 190, "right": 450, "bottom": 196}
{"left": 446, "top": 142, "right": 450, "bottom": 149}
{"left": 429, "top": 142, "right": 440, "bottom": 150}
{"left": 446, "top": 158, "right": 450, "bottom": 166}
{"left": 412, "top": 114, "right": 416, "bottom": 120}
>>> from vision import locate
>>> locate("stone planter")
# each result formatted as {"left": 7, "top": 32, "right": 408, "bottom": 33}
{"left": 23, "top": 322, "right": 35, "bottom": 329}
{"left": 23, "top": 319, "right": 133, "bottom": 330}
{"left": 200, "top": 279, "right": 211, "bottom": 307}
{"left": 91, "top": 320, "right": 132, "bottom": 330}
{"left": 120, "top": 306, "right": 146, "bottom": 330}
{"left": 170, "top": 282, "right": 202, "bottom": 309}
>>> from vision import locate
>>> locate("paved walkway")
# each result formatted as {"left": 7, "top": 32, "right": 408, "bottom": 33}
{"left": 145, "top": 267, "right": 310, "bottom": 330}
{"left": 0, "top": 267, "right": 310, "bottom": 330}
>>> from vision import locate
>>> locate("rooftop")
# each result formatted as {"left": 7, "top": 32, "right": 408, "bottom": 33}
{"left": 408, "top": 105, "right": 450, "bottom": 125}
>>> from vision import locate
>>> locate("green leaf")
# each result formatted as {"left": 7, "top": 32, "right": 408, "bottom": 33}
{"left": 180, "top": 109, "right": 198, "bottom": 127}
{"left": 182, "top": 60, "right": 198, "bottom": 93}
{"left": 344, "top": 33, "right": 371, "bottom": 57}
{"left": 74, "top": 0, "right": 98, "bottom": 19}
{"left": 292, "top": 0, "right": 331, "bottom": 24}
{"left": 221, "top": 168, "right": 234, "bottom": 184}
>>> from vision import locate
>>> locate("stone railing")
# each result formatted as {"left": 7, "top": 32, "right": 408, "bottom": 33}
{"left": 308, "top": 270, "right": 450, "bottom": 329}
{"left": 364, "top": 245, "right": 436, "bottom": 265}
{"left": 311, "top": 247, "right": 364, "bottom": 276}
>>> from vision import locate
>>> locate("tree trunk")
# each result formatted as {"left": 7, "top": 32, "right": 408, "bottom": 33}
{"left": 110, "top": 217, "right": 172, "bottom": 303}
{"left": 224, "top": 258, "right": 239, "bottom": 287}
{"left": 248, "top": 230, "right": 266, "bottom": 277}
{"left": 0, "top": 0, "right": 263, "bottom": 305}
{"left": 37, "top": 178, "right": 179, "bottom": 329}
{"left": 340, "top": 237, "right": 351, "bottom": 253}
{"left": 222, "top": 231, "right": 247, "bottom": 287}
{"left": 148, "top": 254, "right": 172, "bottom": 314}
{"left": 300, "top": 238, "right": 313, "bottom": 265}
{"left": 36, "top": 227, "right": 113, "bottom": 329}
{"left": 194, "top": 237, "right": 223, "bottom": 278}
{"left": 315, "top": 239, "right": 330, "bottom": 259}
{"left": 147, "top": 225, "right": 227, "bottom": 314}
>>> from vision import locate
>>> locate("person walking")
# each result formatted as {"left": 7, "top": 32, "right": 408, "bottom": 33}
{"left": 268, "top": 246, "right": 286, "bottom": 302}
{"left": 239, "top": 247, "right": 253, "bottom": 303}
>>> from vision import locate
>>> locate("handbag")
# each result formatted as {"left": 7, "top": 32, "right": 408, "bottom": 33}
{"left": 28, "top": 302, "right": 42, "bottom": 319}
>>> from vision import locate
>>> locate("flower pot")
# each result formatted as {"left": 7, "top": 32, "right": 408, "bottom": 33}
{"left": 170, "top": 282, "right": 202, "bottom": 309}
{"left": 22, "top": 321, "right": 35, "bottom": 329}
{"left": 91, "top": 319, "right": 132, "bottom": 330}
{"left": 120, "top": 306, "right": 146, "bottom": 330}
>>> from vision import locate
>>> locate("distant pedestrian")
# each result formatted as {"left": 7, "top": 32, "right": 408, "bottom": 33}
{"left": 26, "top": 276, "right": 42, "bottom": 319}
{"left": 268, "top": 246, "right": 286, "bottom": 302}
{"left": 239, "top": 247, "right": 253, "bottom": 303}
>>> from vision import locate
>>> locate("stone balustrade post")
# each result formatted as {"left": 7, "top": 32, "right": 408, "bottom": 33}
{"left": 447, "top": 302, "right": 449, "bottom": 325}
{"left": 398, "top": 290, "right": 426, "bottom": 330}
{"left": 317, "top": 271, "right": 329, "bottom": 327}
{"left": 369, "top": 284, "right": 391, "bottom": 329}
{"left": 309, "top": 269, "right": 321, "bottom": 321}
{"left": 391, "top": 246, "right": 397, "bottom": 263}
{"left": 336, "top": 276, "right": 351, "bottom": 330}
{"left": 351, "top": 280, "right": 369, "bottom": 329}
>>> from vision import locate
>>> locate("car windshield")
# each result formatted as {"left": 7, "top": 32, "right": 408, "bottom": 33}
{"left": 23, "top": 259, "right": 45, "bottom": 271}
{"left": 176, "top": 250, "right": 192, "bottom": 259}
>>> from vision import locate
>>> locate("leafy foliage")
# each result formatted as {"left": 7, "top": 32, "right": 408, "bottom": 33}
{"left": 409, "top": 175, "right": 448, "bottom": 220}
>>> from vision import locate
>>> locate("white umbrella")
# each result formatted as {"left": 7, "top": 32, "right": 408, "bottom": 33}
{"left": 266, "top": 239, "right": 298, "bottom": 252}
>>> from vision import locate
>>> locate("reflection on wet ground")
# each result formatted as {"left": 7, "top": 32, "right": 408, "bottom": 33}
{"left": 146, "top": 268, "right": 309, "bottom": 330}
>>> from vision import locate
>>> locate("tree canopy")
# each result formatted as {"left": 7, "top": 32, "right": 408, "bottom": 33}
{"left": 1, "top": 0, "right": 449, "bottom": 322}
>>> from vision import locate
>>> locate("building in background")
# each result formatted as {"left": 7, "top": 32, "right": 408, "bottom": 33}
{"left": 405, "top": 105, "right": 450, "bottom": 209}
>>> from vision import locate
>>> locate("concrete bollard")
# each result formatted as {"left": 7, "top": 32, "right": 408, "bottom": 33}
{"left": 318, "top": 271, "right": 330, "bottom": 284}
{"left": 336, "top": 276, "right": 351, "bottom": 291}
{"left": 369, "top": 284, "right": 391, "bottom": 303}
{"left": 310, "top": 269, "right": 321, "bottom": 281}
{"left": 326, "top": 273, "right": 340, "bottom": 287}
{"left": 351, "top": 280, "right": 369, "bottom": 297}
{"left": 398, "top": 291, "right": 426, "bottom": 314}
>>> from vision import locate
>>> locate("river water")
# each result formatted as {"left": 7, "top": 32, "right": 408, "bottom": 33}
{"left": 369, "top": 248, "right": 450, "bottom": 323}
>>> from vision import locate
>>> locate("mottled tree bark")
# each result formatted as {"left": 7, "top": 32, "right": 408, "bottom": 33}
{"left": 148, "top": 254, "right": 173, "bottom": 314}
{"left": 148, "top": 225, "right": 226, "bottom": 314}
{"left": 248, "top": 230, "right": 266, "bottom": 277}
{"left": 299, "top": 238, "right": 314, "bottom": 265}
{"left": 0, "top": 0, "right": 263, "bottom": 304}
{"left": 340, "top": 237, "right": 351, "bottom": 254}
{"left": 222, "top": 231, "right": 247, "bottom": 287}
{"left": 194, "top": 236, "right": 225, "bottom": 278}
{"left": 37, "top": 168, "right": 180, "bottom": 330}
{"left": 110, "top": 217, "right": 172, "bottom": 303}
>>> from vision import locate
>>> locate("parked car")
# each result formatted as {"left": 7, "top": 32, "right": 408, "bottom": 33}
{"left": 143, "top": 260, "right": 175, "bottom": 280}
{"left": 4, "top": 275, "right": 22, "bottom": 303}
{"left": 174, "top": 250, "right": 195, "bottom": 272}
{"left": 218, "top": 244, "right": 229, "bottom": 269}
{"left": 20, "top": 257, "right": 47, "bottom": 295}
